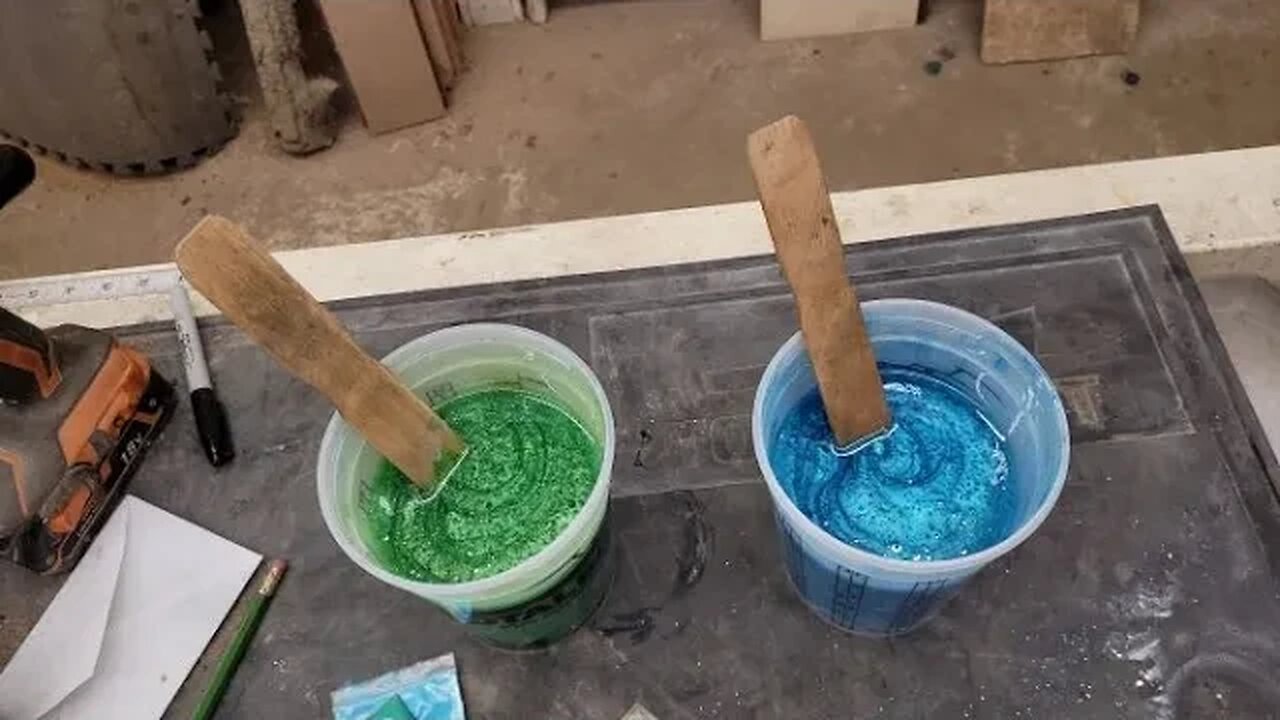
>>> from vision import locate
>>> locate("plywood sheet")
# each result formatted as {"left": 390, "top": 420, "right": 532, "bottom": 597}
{"left": 982, "top": 0, "right": 1140, "bottom": 64}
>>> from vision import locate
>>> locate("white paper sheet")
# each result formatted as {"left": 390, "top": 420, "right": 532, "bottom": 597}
{"left": 0, "top": 496, "right": 261, "bottom": 720}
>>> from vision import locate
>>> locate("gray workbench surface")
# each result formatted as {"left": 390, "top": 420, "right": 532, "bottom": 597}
{"left": 4, "top": 207, "right": 1279, "bottom": 719}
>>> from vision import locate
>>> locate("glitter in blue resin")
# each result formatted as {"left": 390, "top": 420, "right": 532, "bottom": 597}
{"left": 770, "top": 366, "right": 1015, "bottom": 561}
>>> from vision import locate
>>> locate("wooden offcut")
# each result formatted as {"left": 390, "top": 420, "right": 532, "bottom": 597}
{"left": 526, "top": 0, "right": 548, "bottom": 24}
{"left": 747, "top": 116, "right": 891, "bottom": 445}
{"left": 435, "top": 0, "right": 466, "bottom": 72}
{"left": 413, "top": 0, "right": 459, "bottom": 90}
{"left": 456, "top": 0, "right": 523, "bottom": 25}
{"left": 318, "top": 0, "right": 445, "bottom": 134}
{"left": 175, "top": 216, "right": 464, "bottom": 490}
{"left": 982, "top": 0, "right": 1140, "bottom": 64}
{"left": 761, "top": 0, "right": 919, "bottom": 41}
{"left": 240, "top": 0, "right": 339, "bottom": 154}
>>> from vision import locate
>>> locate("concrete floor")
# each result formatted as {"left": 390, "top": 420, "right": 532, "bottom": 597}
{"left": 1, "top": 0, "right": 1279, "bottom": 280}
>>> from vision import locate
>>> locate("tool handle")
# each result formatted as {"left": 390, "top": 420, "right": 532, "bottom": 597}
{"left": 175, "top": 216, "right": 462, "bottom": 488}
{"left": 747, "top": 116, "right": 889, "bottom": 444}
{"left": 0, "top": 307, "right": 60, "bottom": 404}
{"left": 0, "top": 147, "right": 55, "bottom": 404}
{"left": 0, "top": 145, "right": 35, "bottom": 211}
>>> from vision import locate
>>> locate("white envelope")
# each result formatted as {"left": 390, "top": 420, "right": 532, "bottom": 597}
{"left": 0, "top": 496, "right": 261, "bottom": 720}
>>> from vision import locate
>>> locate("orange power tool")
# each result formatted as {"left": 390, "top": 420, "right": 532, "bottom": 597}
{"left": 0, "top": 145, "right": 176, "bottom": 573}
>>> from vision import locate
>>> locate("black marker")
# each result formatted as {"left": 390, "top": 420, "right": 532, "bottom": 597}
{"left": 171, "top": 281, "right": 235, "bottom": 466}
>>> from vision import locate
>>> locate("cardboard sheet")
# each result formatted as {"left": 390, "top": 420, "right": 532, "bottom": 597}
{"left": 319, "top": 0, "right": 446, "bottom": 134}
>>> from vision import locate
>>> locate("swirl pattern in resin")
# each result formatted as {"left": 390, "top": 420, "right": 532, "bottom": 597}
{"left": 769, "top": 366, "right": 1014, "bottom": 561}
{"left": 363, "top": 388, "right": 600, "bottom": 582}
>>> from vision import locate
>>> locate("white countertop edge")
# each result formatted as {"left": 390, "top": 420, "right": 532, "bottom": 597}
{"left": 6, "top": 144, "right": 1279, "bottom": 328}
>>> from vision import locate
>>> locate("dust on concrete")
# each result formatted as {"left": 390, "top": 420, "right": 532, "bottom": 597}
{"left": 2, "top": 0, "right": 1279, "bottom": 280}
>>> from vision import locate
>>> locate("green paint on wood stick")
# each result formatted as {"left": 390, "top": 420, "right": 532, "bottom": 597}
{"left": 362, "top": 388, "right": 600, "bottom": 583}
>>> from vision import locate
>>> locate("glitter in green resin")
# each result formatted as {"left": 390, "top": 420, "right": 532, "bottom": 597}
{"left": 362, "top": 388, "right": 601, "bottom": 583}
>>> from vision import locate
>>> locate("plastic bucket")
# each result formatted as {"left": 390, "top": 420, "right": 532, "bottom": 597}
{"left": 752, "top": 299, "right": 1069, "bottom": 636}
{"left": 318, "top": 324, "right": 616, "bottom": 648}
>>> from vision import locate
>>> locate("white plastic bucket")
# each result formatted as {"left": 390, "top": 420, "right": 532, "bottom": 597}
{"left": 317, "top": 323, "right": 616, "bottom": 622}
{"left": 752, "top": 299, "right": 1070, "bottom": 636}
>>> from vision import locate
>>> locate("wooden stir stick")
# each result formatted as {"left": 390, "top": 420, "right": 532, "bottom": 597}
{"left": 175, "top": 215, "right": 463, "bottom": 489}
{"left": 747, "top": 116, "right": 891, "bottom": 446}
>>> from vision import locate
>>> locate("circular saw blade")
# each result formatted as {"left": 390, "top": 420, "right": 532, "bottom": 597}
{"left": 0, "top": 0, "right": 236, "bottom": 175}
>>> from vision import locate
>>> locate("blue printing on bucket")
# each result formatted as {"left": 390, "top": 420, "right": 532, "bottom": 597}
{"left": 777, "top": 513, "right": 962, "bottom": 635}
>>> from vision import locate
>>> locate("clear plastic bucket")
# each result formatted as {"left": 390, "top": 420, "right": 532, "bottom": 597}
{"left": 752, "top": 299, "right": 1069, "bottom": 636}
{"left": 317, "top": 324, "right": 616, "bottom": 647}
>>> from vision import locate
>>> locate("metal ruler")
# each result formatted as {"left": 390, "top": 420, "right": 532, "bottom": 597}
{"left": 0, "top": 266, "right": 179, "bottom": 309}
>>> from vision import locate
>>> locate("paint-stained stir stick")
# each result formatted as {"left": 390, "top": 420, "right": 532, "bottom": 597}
{"left": 747, "top": 115, "right": 891, "bottom": 446}
{"left": 175, "top": 215, "right": 463, "bottom": 490}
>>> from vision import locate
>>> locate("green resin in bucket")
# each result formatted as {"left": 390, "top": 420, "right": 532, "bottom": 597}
{"left": 363, "top": 388, "right": 601, "bottom": 583}
{"left": 318, "top": 323, "right": 616, "bottom": 648}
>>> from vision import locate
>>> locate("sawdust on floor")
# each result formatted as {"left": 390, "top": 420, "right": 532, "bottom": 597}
{"left": 1, "top": 0, "right": 1278, "bottom": 280}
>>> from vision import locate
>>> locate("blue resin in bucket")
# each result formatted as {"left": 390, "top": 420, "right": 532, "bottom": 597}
{"left": 752, "top": 299, "right": 1069, "bottom": 636}
{"left": 771, "top": 370, "right": 1016, "bottom": 562}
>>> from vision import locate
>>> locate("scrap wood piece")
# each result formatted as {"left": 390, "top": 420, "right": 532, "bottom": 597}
{"left": 761, "top": 0, "right": 919, "bottom": 40}
{"left": 527, "top": 0, "right": 548, "bottom": 24}
{"left": 413, "top": 0, "right": 459, "bottom": 91}
{"left": 240, "top": 0, "right": 339, "bottom": 154}
{"left": 318, "top": 0, "right": 446, "bottom": 134}
{"left": 457, "top": 0, "right": 523, "bottom": 25}
{"left": 982, "top": 0, "right": 1141, "bottom": 64}
{"left": 436, "top": 0, "right": 467, "bottom": 71}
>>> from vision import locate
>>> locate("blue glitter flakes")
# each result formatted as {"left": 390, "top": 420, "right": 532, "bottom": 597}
{"left": 769, "top": 366, "right": 1015, "bottom": 561}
